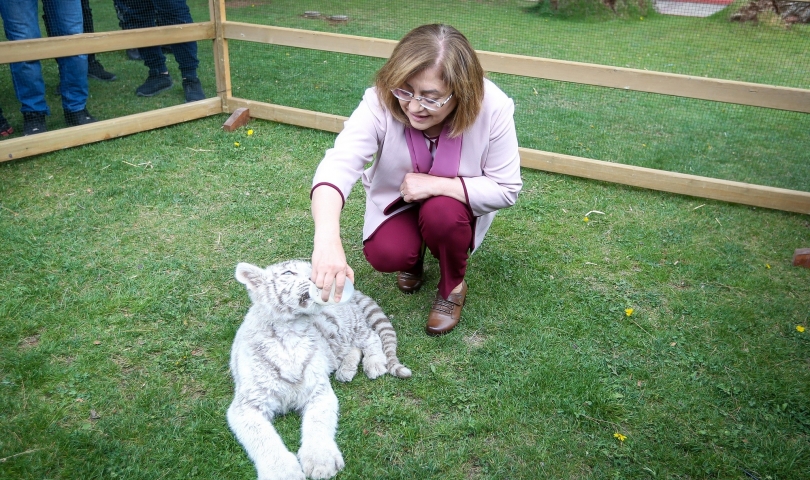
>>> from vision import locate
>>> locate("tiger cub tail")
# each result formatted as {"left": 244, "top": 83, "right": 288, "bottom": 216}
{"left": 356, "top": 293, "right": 412, "bottom": 379}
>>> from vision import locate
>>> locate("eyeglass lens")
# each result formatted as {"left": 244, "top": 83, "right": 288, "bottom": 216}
{"left": 392, "top": 88, "right": 442, "bottom": 110}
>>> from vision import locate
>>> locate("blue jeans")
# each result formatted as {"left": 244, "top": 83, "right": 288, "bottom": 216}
{"left": 114, "top": 0, "right": 199, "bottom": 79}
{"left": 0, "top": 0, "right": 89, "bottom": 114}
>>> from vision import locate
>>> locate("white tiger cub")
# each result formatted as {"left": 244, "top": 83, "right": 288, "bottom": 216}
{"left": 227, "top": 260, "right": 411, "bottom": 480}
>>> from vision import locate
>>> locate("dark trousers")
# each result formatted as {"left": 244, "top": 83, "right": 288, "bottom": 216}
{"left": 363, "top": 196, "right": 474, "bottom": 299}
{"left": 113, "top": 0, "right": 199, "bottom": 78}
{"left": 43, "top": 0, "right": 99, "bottom": 65}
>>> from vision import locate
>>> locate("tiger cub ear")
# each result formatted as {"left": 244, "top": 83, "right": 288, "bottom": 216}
{"left": 235, "top": 263, "right": 265, "bottom": 291}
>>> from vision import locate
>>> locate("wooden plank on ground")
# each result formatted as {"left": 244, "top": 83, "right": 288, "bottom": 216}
{"left": 793, "top": 248, "right": 810, "bottom": 268}
{"left": 0, "top": 23, "right": 215, "bottom": 64}
{"left": 0, "top": 98, "right": 222, "bottom": 162}
{"left": 221, "top": 23, "right": 810, "bottom": 113}
{"left": 222, "top": 108, "right": 250, "bottom": 131}
{"left": 228, "top": 98, "right": 346, "bottom": 134}
{"left": 518, "top": 148, "right": 810, "bottom": 215}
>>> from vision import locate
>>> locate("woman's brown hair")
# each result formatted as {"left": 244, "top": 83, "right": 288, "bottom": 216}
{"left": 375, "top": 24, "right": 484, "bottom": 138}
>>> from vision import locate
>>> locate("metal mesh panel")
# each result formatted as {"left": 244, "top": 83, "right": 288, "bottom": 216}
{"left": 224, "top": 0, "right": 810, "bottom": 191}
{"left": 0, "top": 0, "right": 215, "bottom": 132}
{"left": 1, "top": 0, "right": 808, "bottom": 191}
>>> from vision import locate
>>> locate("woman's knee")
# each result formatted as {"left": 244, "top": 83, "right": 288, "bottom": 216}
{"left": 419, "top": 196, "right": 472, "bottom": 234}
{"left": 363, "top": 239, "right": 421, "bottom": 273}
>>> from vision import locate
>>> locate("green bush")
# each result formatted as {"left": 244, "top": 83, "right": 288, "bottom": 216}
{"left": 526, "top": 0, "right": 656, "bottom": 20}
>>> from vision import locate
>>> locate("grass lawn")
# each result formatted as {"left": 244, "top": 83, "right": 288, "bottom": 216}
{"left": 1, "top": 1, "right": 810, "bottom": 479}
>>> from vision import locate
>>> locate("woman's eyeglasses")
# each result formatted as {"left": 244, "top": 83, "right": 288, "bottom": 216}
{"left": 391, "top": 88, "right": 453, "bottom": 111}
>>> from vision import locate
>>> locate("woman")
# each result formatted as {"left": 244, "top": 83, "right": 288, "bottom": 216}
{"left": 310, "top": 24, "right": 522, "bottom": 335}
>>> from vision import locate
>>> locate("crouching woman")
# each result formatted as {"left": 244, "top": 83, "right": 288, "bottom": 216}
{"left": 310, "top": 24, "right": 522, "bottom": 335}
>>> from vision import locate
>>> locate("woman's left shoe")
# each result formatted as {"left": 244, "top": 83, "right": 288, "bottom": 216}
{"left": 426, "top": 281, "right": 467, "bottom": 336}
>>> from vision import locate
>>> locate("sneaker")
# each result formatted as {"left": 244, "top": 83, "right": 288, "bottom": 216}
{"left": 22, "top": 111, "right": 47, "bottom": 135}
{"left": 182, "top": 77, "right": 205, "bottom": 103}
{"left": 65, "top": 108, "right": 97, "bottom": 127}
{"left": 88, "top": 59, "right": 117, "bottom": 81}
{"left": 127, "top": 48, "right": 141, "bottom": 61}
{"left": 0, "top": 113, "right": 13, "bottom": 137}
{"left": 136, "top": 73, "right": 173, "bottom": 97}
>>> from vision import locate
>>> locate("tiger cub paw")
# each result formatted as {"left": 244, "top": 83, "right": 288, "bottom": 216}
{"left": 298, "top": 440, "right": 345, "bottom": 479}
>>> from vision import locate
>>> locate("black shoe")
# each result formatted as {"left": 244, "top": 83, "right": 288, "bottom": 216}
{"left": 23, "top": 111, "right": 47, "bottom": 135}
{"left": 65, "top": 108, "right": 97, "bottom": 127}
{"left": 88, "top": 59, "right": 117, "bottom": 81}
{"left": 126, "top": 48, "right": 141, "bottom": 61}
{"left": 182, "top": 77, "right": 205, "bottom": 103}
{"left": 0, "top": 113, "right": 13, "bottom": 137}
{"left": 136, "top": 73, "right": 173, "bottom": 97}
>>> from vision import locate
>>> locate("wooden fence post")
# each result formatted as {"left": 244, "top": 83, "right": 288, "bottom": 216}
{"left": 210, "top": 0, "right": 232, "bottom": 113}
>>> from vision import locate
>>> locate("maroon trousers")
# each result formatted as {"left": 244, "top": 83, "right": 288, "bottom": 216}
{"left": 363, "top": 196, "right": 474, "bottom": 299}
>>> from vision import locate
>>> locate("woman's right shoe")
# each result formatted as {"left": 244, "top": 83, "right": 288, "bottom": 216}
{"left": 397, "top": 266, "right": 424, "bottom": 294}
{"left": 426, "top": 281, "right": 467, "bottom": 336}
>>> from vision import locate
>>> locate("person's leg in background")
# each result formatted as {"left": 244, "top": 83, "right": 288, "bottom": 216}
{"left": 80, "top": 0, "right": 116, "bottom": 81}
{"left": 41, "top": 0, "right": 96, "bottom": 126}
{"left": 0, "top": 105, "right": 14, "bottom": 137}
{"left": 0, "top": 0, "right": 51, "bottom": 134}
{"left": 154, "top": 0, "right": 204, "bottom": 102}
{"left": 114, "top": 0, "right": 174, "bottom": 97}
{"left": 43, "top": 0, "right": 116, "bottom": 81}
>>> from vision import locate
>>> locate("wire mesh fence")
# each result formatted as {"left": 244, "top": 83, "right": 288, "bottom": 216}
{"left": 0, "top": 0, "right": 217, "bottom": 133}
{"left": 221, "top": 0, "right": 810, "bottom": 192}
{"left": 1, "top": 0, "right": 808, "bottom": 193}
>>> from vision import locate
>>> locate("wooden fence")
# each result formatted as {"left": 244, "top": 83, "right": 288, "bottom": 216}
{"left": 1, "top": 0, "right": 808, "bottom": 214}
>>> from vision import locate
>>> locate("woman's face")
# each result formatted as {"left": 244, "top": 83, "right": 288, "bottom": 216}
{"left": 397, "top": 66, "right": 457, "bottom": 138}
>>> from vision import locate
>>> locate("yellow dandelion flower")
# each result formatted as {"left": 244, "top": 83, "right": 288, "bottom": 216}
{"left": 797, "top": 325, "right": 806, "bottom": 333}
{"left": 625, "top": 308, "right": 634, "bottom": 317}
{"left": 583, "top": 217, "right": 589, "bottom": 222}
{"left": 247, "top": 129, "right": 254, "bottom": 136}
{"left": 234, "top": 142, "right": 240, "bottom": 147}
{"left": 614, "top": 432, "right": 627, "bottom": 442}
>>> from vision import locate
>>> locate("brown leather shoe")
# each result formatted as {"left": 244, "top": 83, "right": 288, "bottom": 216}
{"left": 397, "top": 265, "right": 424, "bottom": 294}
{"left": 426, "top": 281, "right": 467, "bottom": 336}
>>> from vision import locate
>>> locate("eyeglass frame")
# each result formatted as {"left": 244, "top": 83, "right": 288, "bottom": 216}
{"left": 390, "top": 88, "right": 454, "bottom": 111}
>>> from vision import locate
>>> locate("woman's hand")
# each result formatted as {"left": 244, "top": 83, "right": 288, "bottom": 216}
{"left": 311, "top": 238, "right": 354, "bottom": 302}
{"left": 400, "top": 173, "right": 466, "bottom": 204}
{"left": 311, "top": 186, "right": 355, "bottom": 302}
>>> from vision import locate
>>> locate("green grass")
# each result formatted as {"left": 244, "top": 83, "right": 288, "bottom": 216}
{"left": 2, "top": 1, "right": 810, "bottom": 479}
{"left": 2, "top": 114, "right": 809, "bottom": 479}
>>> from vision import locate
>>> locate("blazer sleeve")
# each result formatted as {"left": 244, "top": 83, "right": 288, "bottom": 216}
{"left": 311, "top": 88, "right": 386, "bottom": 206}
{"left": 461, "top": 97, "right": 523, "bottom": 217}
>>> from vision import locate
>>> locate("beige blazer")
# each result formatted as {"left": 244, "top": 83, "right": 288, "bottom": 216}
{"left": 312, "top": 78, "right": 522, "bottom": 251}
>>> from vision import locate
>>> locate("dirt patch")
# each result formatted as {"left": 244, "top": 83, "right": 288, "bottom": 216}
{"left": 225, "top": 0, "right": 272, "bottom": 8}
{"left": 730, "top": 0, "right": 810, "bottom": 24}
{"left": 463, "top": 332, "right": 487, "bottom": 348}
{"left": 19, "top": 334, "right": 40, "bottom": 349}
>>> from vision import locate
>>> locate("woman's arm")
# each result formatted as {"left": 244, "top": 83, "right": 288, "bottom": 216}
{"left": 461, "top": 97, "right": 522, "bottom": 216}
{"left": 311, "top": 185, "right": 354, "bottom": 302}
{"left": 399, "top": 173, "right": 466, "bottom": 204}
